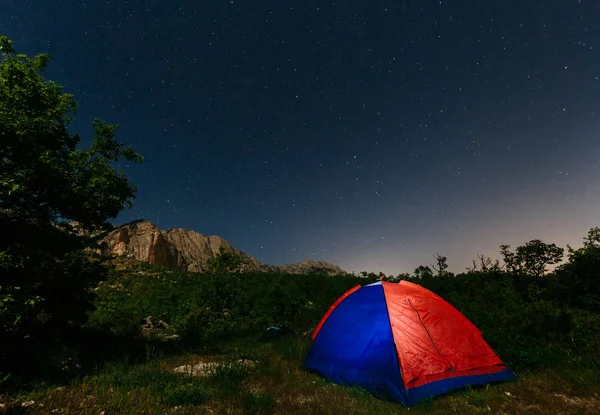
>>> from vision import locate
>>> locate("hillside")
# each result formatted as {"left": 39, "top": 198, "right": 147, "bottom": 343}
{"left": 1, "top": 254, "right": 598, "bottom": 413}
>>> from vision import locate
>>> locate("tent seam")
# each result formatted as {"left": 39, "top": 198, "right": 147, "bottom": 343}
{"left": 407, "top": 298, "right": 455, "bottom": 372}
{"left": 381, "top": 282, "right": 409, "bottom": 394}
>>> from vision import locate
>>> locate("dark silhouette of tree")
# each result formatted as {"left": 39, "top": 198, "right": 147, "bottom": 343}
{"left": 431, "top": 253, "right": 450, "bottom": 277}
{"left": 386, "top": 272, "right": 411, "bottom": 282}
{"left": 0, "top": 34, "right": 143, "bottom": 369}
{"left": 556, "top": 227, "right": 600, "bottom": 311}
{"left": 414, "top": 265, "right": 433, "bottom": 278}
{"left": 500, "top": 239, "right": 564, "bottom": 277}
{"left": 581, "top": 226, "right": 600, "bottom": 249}
{"left": 466, "top": 254, "right": 504, "bottom": 273}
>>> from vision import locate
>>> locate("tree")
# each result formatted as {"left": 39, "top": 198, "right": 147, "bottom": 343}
{"left": 206, "top": 246, "right": 244, "bottom": 274}
{"left": 0, "top": 35, "right": 143, "bottom": 361}
{"left": 358, "top": 271, "right": 380, "bottom": 279}
{"left": 431, "top": 253, "right": 451, "bottom": 277}
{"left": 500, "top": 239, "right": 564, "bottom": 278}
{"left": 386, "top": 272, "right": 411, "bottom": 282}
{"left": 465, "top": 254, "right": 503, "bottom": 273}
{"left": 556, "top": 227, "right": 600, "bottom": 311}
{"left": 582, "top": 226, "right": 600, "bottom": 249}
{"left": 414, "top": 265, "right": 433, "bottom": 278}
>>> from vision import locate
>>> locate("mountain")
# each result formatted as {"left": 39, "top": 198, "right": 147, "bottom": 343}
{"left": 94, "top": 220, "right": 347, "bottom": 276}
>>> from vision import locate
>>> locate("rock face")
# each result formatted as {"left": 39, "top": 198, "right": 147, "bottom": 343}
{"left": 98, "top": 220, "right": 346, "bottom": 276}
{"left": 100, "top": 220, "right": 261, "bottom": 272}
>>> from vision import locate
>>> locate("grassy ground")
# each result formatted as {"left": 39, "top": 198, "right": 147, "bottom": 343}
{"left": 1, "top": 335, "right": 598, "bottom": 414}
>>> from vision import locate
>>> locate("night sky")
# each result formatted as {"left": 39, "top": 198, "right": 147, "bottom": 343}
{"left": 3, "top": 1, "right": 600, "bottom": 274}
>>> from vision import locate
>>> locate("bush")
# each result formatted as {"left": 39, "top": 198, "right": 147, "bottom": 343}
{"left": 243, "top": 391, "right": 277, "bottom": 414}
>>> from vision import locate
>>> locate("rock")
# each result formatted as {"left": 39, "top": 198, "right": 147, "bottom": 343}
{"left": 173, "top": 359, "right": 257, "bottom": 377}
{"left": 142, "top": 315, "right": 154, "bottom": 329}
{"left": 140, "top": 315, "right": 178, "bottom": 340}
{"left": 48, "top": 346, "right": 82, "bottom": 375}
{"left": 96, "top": 220, "right": 348, "bottom": 275}
{"left": 159, "top": 334, "right": 180, "bottom": 341}
{"left": 99, "top": 220, "right": 261, "bottom": 272}
{"left": 21, "top": 401, "right": 35, "bottom": 407}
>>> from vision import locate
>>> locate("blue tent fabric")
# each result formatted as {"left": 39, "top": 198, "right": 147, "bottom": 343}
{"left": 302, "top": 284, "right": 407, "bottom": 403}
{"left": 404, "top": 369, "right": 515, "bottom": 406}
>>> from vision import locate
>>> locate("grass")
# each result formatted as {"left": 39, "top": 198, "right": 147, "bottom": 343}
{"left": 2, "top": 336, "right": 599, "bottom": 414}
{"left": 1, "top": 257, "right": 599, "bottom": 414}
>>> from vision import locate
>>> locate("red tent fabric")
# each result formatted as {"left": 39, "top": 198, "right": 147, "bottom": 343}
{"left": 383, "top": 281, "right": 505, "bottom": 389}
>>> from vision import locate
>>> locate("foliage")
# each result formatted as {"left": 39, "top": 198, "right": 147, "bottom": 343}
{"left": 85, "top": 230, "right": 599, "bottom": 376}
{"left": 87, "top": 261, "right": 364, "bottom": 349}
{"left": 2, "top": 228, "right": 600, "bottom": 412}
{"left": 500, "top": 239, "right": 564, "bottom": 277}
{"left": 554, "top": 227, "right": 600, "bottom": 312}
{"left": 582, "top": 226, "right": 600, "bottom": 248}
{"left": 243, "top": 391, "right": 277, "bottom": 414}
{"left": 206, "top": 246, "right": 244, "bottom": 274}
{"left": 414, "top": 265, "right": 433, "bottom": 278}
{"left": 0, "top": 34, "right": 142, "bottom": 375}
{"left": 84, "top": 232, "right": 600, "bottom": 376}
{"left": 384, "top": 272, "right": 410, "bottom": 282}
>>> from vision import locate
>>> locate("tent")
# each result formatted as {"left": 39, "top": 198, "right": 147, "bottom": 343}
{"left": 302, "top": 280, "right": 515, "bottom": 407}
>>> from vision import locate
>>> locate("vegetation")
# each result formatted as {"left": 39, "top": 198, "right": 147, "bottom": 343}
{"left": 2, "top": 35, "right": 600, "bottom": 413}
{"left": 1, "top": 240, "right": 599, "bottom": 413}
{"left": 500, "top": 240, "right": 564, "bottom": 277}
{"left": 0, "top": 34, "right": 143, "bottom": 381}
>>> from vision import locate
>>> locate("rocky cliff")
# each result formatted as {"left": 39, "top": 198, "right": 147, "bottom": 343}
{"left": 96, "top": 220, "right": 346, "bottom": 276}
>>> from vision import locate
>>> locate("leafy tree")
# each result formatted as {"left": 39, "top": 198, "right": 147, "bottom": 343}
{"left": 555, "top": 227, "right": 600, "bottom": 311}
{"left": 385, "top": 272, "right": 410, "bottom": 282}
{"left": 581, "top": 226, "right": 600, "bottom": 249}
{"left": 414, "top": 265, "right": 433, "bottom": 278}
{"left": 357, "top": 271, "right": 381, "bottom": 280}
{"left": 206, "top": 247, "right": 244, "bottom": 274}
{"left": 0, "top": 34, "right": 143, "bottom": 366}
{"left": 500, "top": 239, "right": 564, "bottom": 278}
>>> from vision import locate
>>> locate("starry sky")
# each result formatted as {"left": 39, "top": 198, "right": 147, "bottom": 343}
{"left": 2, "top": 1, "right": 600, "bottom": 275}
